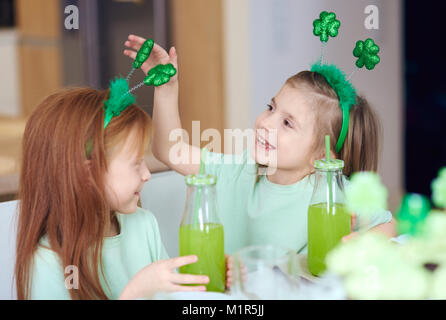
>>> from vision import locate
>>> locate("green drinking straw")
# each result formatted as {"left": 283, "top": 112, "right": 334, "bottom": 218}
{"left": 325, "top": 135, "right": 333, "bottom": 207}
{"left": 193, "top": 148, "right": 206, "bottom": 226}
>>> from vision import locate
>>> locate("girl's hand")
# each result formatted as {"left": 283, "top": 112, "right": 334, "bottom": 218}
{"left": 123, "top": 34, "right": 178, "bottom": 84}
{"left": 342, "top": 231, "right": 359, "bottom": 243}
{"left": 119, "top": 255, "right": 209, "bottom": 300}
{"left": 225, "top": 254, "right": 233, "bottom": 289}
{"left": 226, "top": 254, "right": 248, "bottom": 290}
{"left": 342, "top": 213, "right": 358, "bottom": 243}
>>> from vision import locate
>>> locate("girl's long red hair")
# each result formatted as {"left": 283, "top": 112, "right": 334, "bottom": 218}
{"left": 15, "top": 87, "right": 150, "bottom": 299}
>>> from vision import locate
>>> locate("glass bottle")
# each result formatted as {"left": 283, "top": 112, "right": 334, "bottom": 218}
{"left": 179, "top": 173, "right": 225, "bottom": 292}
{"left": 307, "top": 159, "right": 351, "bottom": 276}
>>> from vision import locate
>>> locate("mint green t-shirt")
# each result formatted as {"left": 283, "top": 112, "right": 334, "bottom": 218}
{"left": 30, "top": 207, "right": 169, "bottom": 300}
{"left": 203, "top": 150, "right": 393, "bottom": 255}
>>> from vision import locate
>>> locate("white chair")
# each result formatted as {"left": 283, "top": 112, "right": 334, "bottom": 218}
{"left": 140, "top": 170, "right": 187, "bottom": 258}
{"left": 0, "top": 200, "right": 18, "bottom": 300}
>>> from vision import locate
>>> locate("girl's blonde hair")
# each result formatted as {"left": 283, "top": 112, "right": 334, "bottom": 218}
{"left": 286, "top": 70, "right": 381, "bottom": 176}
{"left": 15, "top": 87, "right": 150, "bottom": 299}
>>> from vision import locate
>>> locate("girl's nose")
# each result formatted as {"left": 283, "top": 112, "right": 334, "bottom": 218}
{"left": 259, "top": 114, "right": 276, "bottom": 132}
{"left": 142, "top": 162, "right": 151, "bottom": 182}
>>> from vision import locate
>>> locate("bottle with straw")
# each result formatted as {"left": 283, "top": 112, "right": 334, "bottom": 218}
{"left": 307, "top": 135, "right": 351, "bottom": 276}
{"left": 179, "top": 148, "right": 225, "bottom": 292}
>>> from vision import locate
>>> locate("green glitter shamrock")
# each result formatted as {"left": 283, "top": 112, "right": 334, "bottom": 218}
{"left": 144, "top": 63, "right": 177, "bottom": 87}
{"left": 133, "top": 39, "right": 154, "bottom": 69}
{"left": 345, "top": 171, "right": 387, "bottom": 217}
{"left": 432, "top": 167, "right": 446, "bottom": 208}
{"left": 353, "top": 38, "right": 381, "bottom": 70}
{"left": 397, "top": 193, "right": 431, "bottom": 236}
{"left": 313, "top": 11, "right": 341, "bottom": 43}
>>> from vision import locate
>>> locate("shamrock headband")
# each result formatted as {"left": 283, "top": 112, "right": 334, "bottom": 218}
{"left": 85, "top": 39, "right": 176, "bottom": 157}
{"left": 311, "top": 11, "right": 381, "bottom": 153}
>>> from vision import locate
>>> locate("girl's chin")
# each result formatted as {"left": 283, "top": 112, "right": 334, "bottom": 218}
{"left": 115, "top": 201, "right": 139, "bottom": 214}
{"left": 250, "top": 145, "right": 277, "bottom": 167}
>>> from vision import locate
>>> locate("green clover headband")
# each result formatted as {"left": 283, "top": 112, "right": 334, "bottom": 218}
{"left": 311, "top": 11, "right": 381, "bottom": 153}
{"left": 310, "top": 63, "right": 356, "bottom": 153}
{"left": 85, "top": 39, "right": 176, "bottom": 157}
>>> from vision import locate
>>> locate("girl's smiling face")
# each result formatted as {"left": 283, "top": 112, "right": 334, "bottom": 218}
{"left": 104, "top": 128, "right": 151, "bottom": 214}
{"left": 252, "top": 84, "right": 318, "bottom": 179}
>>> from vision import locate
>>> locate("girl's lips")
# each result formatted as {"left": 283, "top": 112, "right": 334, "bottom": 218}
{"left": 256, "top": 134, "right": 276, "bottom": 150}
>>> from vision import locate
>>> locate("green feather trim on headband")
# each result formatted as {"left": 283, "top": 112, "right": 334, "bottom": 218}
{"left": 103, "top": 77, "right": 135, "bottom": 129}
{"left": 310, "top": 63, "right": 357, "bottom": 111}
{"left": 311, "top": 63, "right": 357, "bottom": 152}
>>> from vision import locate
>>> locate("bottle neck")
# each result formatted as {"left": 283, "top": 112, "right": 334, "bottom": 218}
{"left": 182, "top": 184, "right": 220, "bottom": 226}
{"left": 310, "top": 169, "right": 345, "bottom": 206}
{"left": 314, "top": 168, "right": 343, "bottom": 177}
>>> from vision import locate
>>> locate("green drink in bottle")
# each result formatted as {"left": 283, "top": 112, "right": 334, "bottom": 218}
{"left": 179, "top": 173, "right": 225, "bottom": 292}
{"left": 307, "top": 136, "right": 351, "bottom": 276}
{"left": 308, "top": 202, "right": 351, "bottom": 275}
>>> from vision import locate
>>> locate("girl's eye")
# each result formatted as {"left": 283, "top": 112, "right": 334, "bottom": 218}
{"left": 283, "top": 119, "right": 293, "bottom": 128}
{"left": 267, "top": 104, "right": 274, "bottom": 112}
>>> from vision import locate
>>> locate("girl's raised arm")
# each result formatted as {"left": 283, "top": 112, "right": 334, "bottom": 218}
{"left": 124, "top": 35, "right": 200, "bottom": 176}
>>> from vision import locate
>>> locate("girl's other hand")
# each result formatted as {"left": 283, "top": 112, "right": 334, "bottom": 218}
{"left": 350, "top": 213, "right": 357, "bottom": 232}
{"left": 119, "top": 255, "right": 209, "bottom": 300}
{"left": 342, "top": 213, "right": 358, "bottom": 243}
{"left": 225, "top": 254, "right": 233, "bottom": 289}
{"left": 123, "top": 34, "right": 178, "bottom": 84}
{"left": 342, "top": 231, "right": 359, "bottom": 243}
{"left": 225, "top": 254, "right": 248, "bottom": 290}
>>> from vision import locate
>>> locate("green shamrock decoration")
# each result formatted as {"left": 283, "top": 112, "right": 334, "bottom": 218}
{"left": 144, "top": 63, "right": 177, "bottom": 87}
{"left": 397, "top": 193, "right": 431, "bottom": 236}
{"left": 313, "top": 11, "right": 341, "bottom": 43}
{"left": 432, "top": 167, "right": 446, "bottom": 208}
{"left": 353, "top": 38, "right": 381, "bottom": 70}
{"left": 133, "top": 39, "right": 154, "bottom": 69}
{"left": 345, "top": 171, "right": 387, "bottom": 217}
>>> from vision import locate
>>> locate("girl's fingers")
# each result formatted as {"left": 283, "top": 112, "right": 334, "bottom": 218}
{"left": 123, "top": 49, "right": 137, "bottom": 61}
{"left": 124, "top": 40, "right": 142, "bottom": 52}
{"left": 124, "top": 39, "right": 157, "bottom": 53}
{"left": 169, "top": 46, "right": 178, "bottom": 68}
{"left": 226, "top": 272, "right": 232, "bottom": 288}
{"left": 128, "top": 34, "right": 146, "bottom": 46}
{"left": 124, "top": 40, "right": 140, "bottom": 52}
{"left": 171, "top": 273, "right": 209, "bottom": 285}
{"left": 170, "top": 255, "right": 199, "bottom": 269}
{"left": 171, "top": 284, "right": 207, "bottom": 292}
{"left": 342, "top": 232, "right": 358, "bottom": 243}
{"left": 351, "top": 214, "right": 357, "bottom": 231}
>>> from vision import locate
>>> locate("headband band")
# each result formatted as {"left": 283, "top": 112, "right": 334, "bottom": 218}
{"left": 310, "top": 63, "right": 357, "bottom": 153}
